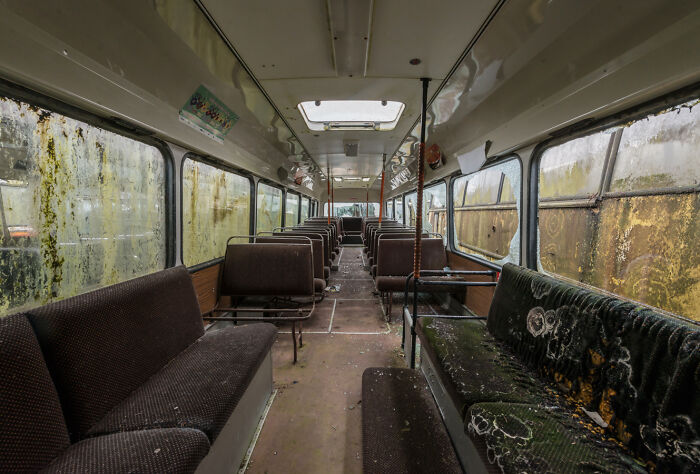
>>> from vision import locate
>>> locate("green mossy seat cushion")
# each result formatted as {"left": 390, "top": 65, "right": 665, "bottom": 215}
{"left": 466, "top": 402, "right": 647, "bottom": 474}
{"left": 416, "top": 317, "right": 546, "bottom": 418}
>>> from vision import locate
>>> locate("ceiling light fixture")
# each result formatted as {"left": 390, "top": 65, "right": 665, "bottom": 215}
{"left": 362, "top": 177, "right": 370, "bottom": 182}
{"left": 333, "top": 177, "right": 342, "bottom": 182}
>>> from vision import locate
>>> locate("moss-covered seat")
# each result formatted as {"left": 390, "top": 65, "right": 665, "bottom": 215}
{"left": 416, "top": 318, "right": 547, "bottom": 417}
{"left": 416, "top": 263, "right": 699, "bottom": 474}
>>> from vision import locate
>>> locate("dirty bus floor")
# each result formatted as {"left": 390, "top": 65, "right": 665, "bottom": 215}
{"left": 243, "top": 245, "right": 439, "bottom": 473}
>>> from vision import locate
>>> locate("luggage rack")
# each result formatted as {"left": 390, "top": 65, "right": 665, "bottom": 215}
{"left": 202, "top": 235, "right": 317, "bottom": 363}
{"left": 401, "top": 269, "right": 499, "bottom": 369}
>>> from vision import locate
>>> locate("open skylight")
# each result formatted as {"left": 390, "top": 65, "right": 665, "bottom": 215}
{"left": 298, "top": 100, "right": 405, "bottom": 131}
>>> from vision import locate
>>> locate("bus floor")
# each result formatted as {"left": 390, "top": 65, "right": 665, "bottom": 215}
{"left": 243, "top": 246, "right": 441, "bottom": 473}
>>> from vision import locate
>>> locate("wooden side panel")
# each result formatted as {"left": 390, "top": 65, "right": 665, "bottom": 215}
{"left": 446, "top": 251, "right": 498, "bottom": 316}
{"left": 190, "top": 264, "right": 220, "bottom": 316}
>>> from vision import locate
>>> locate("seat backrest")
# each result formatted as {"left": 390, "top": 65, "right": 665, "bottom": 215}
{"left": 370, "top": 228, "right": 411, "bottom": 258}
{"left": 487, "top": 263, "right": 700, "bottom": 471}
{"left": 376, "top": 238, "right": 445, "bottom": 277}
{"left": 0, "top": 314, "right": 71, "bottom": 472}
{"left": 342, "top": 217, "right": 362, "bottom": 233}
{"left": 26, "top": 266, "right": 204, "bottom": 441}
{"left": 274, "top": 231, "right": 328, "bottom": 267}
{"left": 221, "top": 243, "right": 314, "bottom": 297}
{"left": 257, "top": 236, "right": 323, "bottom": 280}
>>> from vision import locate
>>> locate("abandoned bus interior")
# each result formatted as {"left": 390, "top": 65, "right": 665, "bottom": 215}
{"left": 0, "top": 1, "right": 699, "bottom": 473}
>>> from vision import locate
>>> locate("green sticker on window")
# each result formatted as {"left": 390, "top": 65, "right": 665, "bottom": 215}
{"left": 179, "top": 85, "right": 239, "bottom": 143}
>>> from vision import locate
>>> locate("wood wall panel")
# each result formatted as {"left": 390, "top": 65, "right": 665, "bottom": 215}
{"left": 446, "top": 251, "right": 498, "bottom": 316}
{"left": 190, "top": 264, "right": 220, "bottom": 316}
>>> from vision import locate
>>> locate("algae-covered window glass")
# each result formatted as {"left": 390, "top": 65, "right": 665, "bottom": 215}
{"left": 453, "top": 160, "right": 521, "bottom": 263}
{"left": 285, "top": 193, "right": 300, "bottom": 226}
{"left": 424, "top": 183, "right": 447, "bottom": 242}
{"left": 394, "top": 196, "right": 403, "bottom": 223}
{"left": 182, "top": 159, "right": 250, "bottom": 267}
{"left": 0, "top": 96, "right": 166, "bottom": 316}
{"left": 405, "top": 192, "right": 417, "bottom": 227}
{"left": 386, "top": 200, "right": 393, "bottom": 218}
{"left": 300, "top": 197, "right": 310, "bottom": 222}
{"left": 256, "top": 183, "right": 282, "bottom": 233}
{"left": 539, "top": 132, "right": 610, "bottom": 199}
{"left": 537, "top": 99, "right": 700, "bottom": 321}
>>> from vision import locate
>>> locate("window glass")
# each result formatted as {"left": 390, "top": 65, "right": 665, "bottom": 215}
{"left": 256, "top": 183, "right": 282, "bottom": 233}
{"left": 539, "top": 132, "right": 610, "bottom": 199}
{"left": 300, "top": 197, "right": 310, "bottom": 221}
{"left": 285, "top": 193, "right": 300, "bottom": 226}
{"left": 538, "top": 100, "right": 699, "bottom": 321}
{"left": 386, "top": 200, "right": 394, "bottom": 218}
{"left": 182, "top": 159, "right": 250, "bottom": 267}
{"left": 323, "top": 202, "right": 378, "bottom": 217}
{"left": 0, "top": 96, "right": 166, "bottom": 316}
{"left": 394, "top": 197, "right": 403, "bottom": 223}
{"left": 453, "top": 160, "right": 521, "bottom": 263}
{"left": 405, "top": 192, "right": 417, "bottom": 227}
{"left": 424, "top": 183, "right": 447, "bottom": 241}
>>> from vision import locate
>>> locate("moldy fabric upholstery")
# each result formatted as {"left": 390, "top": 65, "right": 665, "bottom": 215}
{"left": 0, "top": 314, "right": 71, "bottom": 472}
{"left": 25, "top": 266, "right": 205, "bottom": 441}
{"left": 88, "top": 323, "right": 276, "bottom": 441}
{"left": 41, "top": 428, "right": 210, "bottom": 474}
{"left": 484, "top": 263, "right": 700, "bottom": 473}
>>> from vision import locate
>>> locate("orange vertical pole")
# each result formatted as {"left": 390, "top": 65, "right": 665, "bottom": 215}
{"left": 366, "top": 188, "right": 369, "bottom": 217}
{"left": 331, "top": 178, "right": 335, "bottom": 218}
{"left": 378, "top": 171, "right": 385, "bottom": 224}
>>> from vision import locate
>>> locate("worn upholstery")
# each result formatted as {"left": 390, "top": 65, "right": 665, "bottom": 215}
{"left": 342, "top": 216, "right": 362, "bottom": 234}
{"left": 417, "top": 317, "right": 544, "bottom": 417}
{"left": 221, "top": 243, "right": 314, "bottom": 297}
{"left": 0, "top": 314, "right": 71, "bottom": 473}
{"left": 362, "top": 368, "right": 461, "bottom": 474}
{"left": 375, "top": 238, "right": 449, "bottom": 292}
{"left": 277, "top": 230, "right": 330, "bottom": 267}
{"left": 26, "top": 266, "right": 204, "bottom": 441}
{"left": 467, "top": 403, "right": 646, "bottom": 474}
{"left": 42, "top": 428, "right": 209, "bottom": 474}
{"left": 368, "top": 232, "right": 417, "bottom": 267}
{"left": 257, "top": 236, "right": 324, "bottom": 283}
{"left": 487, "top": 263, "right": 700, "bottom": 472}
{"left": 89, "top": 323, "right": 276, "bottom": 441}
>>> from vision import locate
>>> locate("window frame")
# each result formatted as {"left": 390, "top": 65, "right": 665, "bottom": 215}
{"left": 256, "top": 179, "right": 285, "bottom": 234}
{"left": 179, "top": 153, "right": 255, "bottom": 270}
{"left": 448, "top": 155, "right": 523, "bottom": 270}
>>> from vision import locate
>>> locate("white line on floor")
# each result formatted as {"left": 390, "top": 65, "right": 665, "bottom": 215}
{"left": 360, "top": 252, "right": 366, "bottom": 267}
{"left": 238, "top": 388, "right": 277, "bottom": 473}
{"left": 328, "top": 299, "right": 337, "bottom": 333}
{"left": 338, "top": 247, "right": 345, "bottom": 264}
{"left": 334, "top": 298, "right": 380, "bottom": 301}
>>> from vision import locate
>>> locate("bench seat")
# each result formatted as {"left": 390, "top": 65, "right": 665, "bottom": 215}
{"left": 417, "top": 317, "right": 544, "bottom": 418}
{"left": 467, "top": 403, "right": 646, "bottom": 473}
{"left": 42, "top": 428, "right": 210, "bottom": 474}
{"left": 88, "top": 323, "right": 276, "bottom": 441}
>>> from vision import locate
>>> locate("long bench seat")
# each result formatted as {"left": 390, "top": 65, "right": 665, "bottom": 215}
{"left": 1, "top": 266, "right": 276, "bottom": 473}
{"left": 416, "top": 263, "right": 699, "bottom": 474}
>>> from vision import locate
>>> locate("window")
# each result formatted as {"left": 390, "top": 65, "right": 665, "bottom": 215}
{"left": 424, "top": 183, "right": 447, "bottom": 241}
{"left": 405, "top": 192, "right": 417, "bottom": 227}
{"left": 0, "top": 96, "right": 166, "bottom": 316}
{"left": 182, "top": 158, "right": 250, "bottom": 267}
{"left": 386, "top": 200, "right": 394, "bottom": 219}
{"left": 285, "top": 193, "right": 300, "bottom": 226}
{"left": 394, "top": 196, "right": 404, "bottom": 223}
{"left": 537, "top": 98, "right": 699, "bottom": 321}
{"left": 323, "top": 202, "right": 378, "bottom": 217}
{"left": 300, "top": 197, "right": 310, "bottom": 222}
{"left": 298, "top": 100, "right": 405, "bottom": 131}
{"left": 453, "top": 159, "right": 521, "bottom": 263}
{"left": 256, "top": 183, "right": 282, "bottom": 233}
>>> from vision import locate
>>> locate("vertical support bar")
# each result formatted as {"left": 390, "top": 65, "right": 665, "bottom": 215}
{"left": 366, "top": 187, "right": 369, "bottom": 217}
{"left": 379, "top": 153, "right": 385, "bottom": 224}
{"left": 331, "top": 178, "right": 335, "bottom": 218}
{"left": 327, "top": 175, "right": 331, "bottom": 224}
{"left": 413, "top": 77, "right": 431, "bottom": 279}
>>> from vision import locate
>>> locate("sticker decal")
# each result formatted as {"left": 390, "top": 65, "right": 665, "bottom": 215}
{"left": 179, "top": 85, "right": 239, "bottom": 143}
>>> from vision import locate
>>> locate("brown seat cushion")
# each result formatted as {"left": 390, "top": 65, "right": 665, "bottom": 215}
{"left": 26, "top": 266, "right": 204, "bottom": 441}
{"left": 88, "top": 323, "right": 276, "bottom": 441}
{"left": 0, "top": 314, "right": 71, "bottom": 472}
{"left": 42, "top": 428, "right": 209, "bottom": 474}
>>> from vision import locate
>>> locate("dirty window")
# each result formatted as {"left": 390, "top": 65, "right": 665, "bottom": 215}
{"left": 394, "top": 196, "right": 403, "bottom": 223}
{"left": 285, "top": 193, "right": 300, "bottom": 226}
{"left": 256, "top": 183, "right": 282, "bottom": 233}
{"left": 0, "top": 97, "right": 166, "bottom": 316}
{"left": 405, "top": 192, "right": 417, "bottom": 227}
{"left": 386, "top": 200, "right": 393, "bottom": 218}
{"left": 182, "top": 158, "right": 250, "bottom": 267}
{"left": 539, "top": 132, "right": 610, "bottom": 200}
{"left": 453, "top": 160, "right": 521, "bottom": 263}
{"left": 423, "top": 183, "right": 447, "bottom": 243}
{"left": 300, "top": 197, "right": 310, "bottom": 222}
{"left": 537, "top": 100, "right": 699, "bottom": 321}
{"left": 324, "top": 202, "right": 376, "bottom": 217}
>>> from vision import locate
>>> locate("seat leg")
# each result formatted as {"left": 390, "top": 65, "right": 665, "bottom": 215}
{"left": 292, "top": 321, "right": 298, "bottom": 364}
